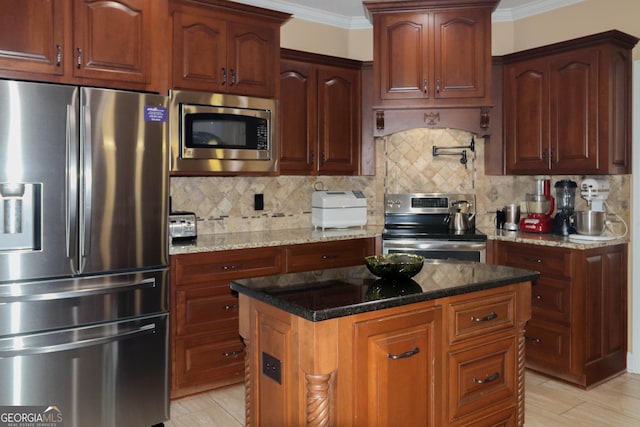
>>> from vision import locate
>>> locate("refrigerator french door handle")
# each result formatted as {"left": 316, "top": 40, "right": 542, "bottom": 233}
{"left": 80, "top": 103, "right": 93, "bottom": 269}
{"left": 66, "top": 104, "right": 79, "bottom": 270}
{"left": 0, "top": 321, "right": 157, "bottom": 357}
{"left": 0, "top": 277, "right": 156, "bottom": 303}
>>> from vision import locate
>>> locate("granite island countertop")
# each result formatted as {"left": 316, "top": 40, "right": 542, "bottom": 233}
{"left": 230, "top": 260, "right": 539, "bottom": 322}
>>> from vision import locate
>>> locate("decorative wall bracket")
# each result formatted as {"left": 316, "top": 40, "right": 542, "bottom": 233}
{"left": 432, "top": 137, "right": 475, "bottom": 169}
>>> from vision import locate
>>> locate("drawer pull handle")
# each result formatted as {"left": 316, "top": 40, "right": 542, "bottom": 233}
{"left": 222, "top": 264, "right": 241, "bottom": 271}
{"left": 321, "top": 254, "right": 338, "bottom": 260}
{"left": 535, "top": 295, "right": 542, "bottom": 300}
{"left": 223, "top": 350, "right": 243, "bottom": 358}
{"left": 524, "top": 256, "right": 542, "bottom": 263}
{"left": 387, "top": 346, "right": 420, "bottom": 360}
{"left": 525, "top": 336, "right": 541, "bottom": 344}
{"left": 473, "top": 371, "right": 500, "bottom": 384}
{"left": 224, "top": 304, "right": 239, "bottom": 310}
{"left": 471, "top": 311, "right": 497, "bottom": 322}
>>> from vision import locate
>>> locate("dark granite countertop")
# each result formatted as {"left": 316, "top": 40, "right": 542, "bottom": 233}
{"left": 231, "top": 260, "right": 540, "bottom": 322}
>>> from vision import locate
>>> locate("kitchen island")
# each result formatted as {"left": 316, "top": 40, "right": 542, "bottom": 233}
{"left": 232, "top": 260, "right": 539, "bottom": 426}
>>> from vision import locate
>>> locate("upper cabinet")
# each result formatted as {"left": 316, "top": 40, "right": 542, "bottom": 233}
{"left": 280, "top": 50, "right": 361, "bottom": 175}
{"left": 0, "top": 0, "right": 162, "bottom": 91}
{"left": 170, "top": 0, "right": 289, "bottom": 98}
{"left": 503, "top": 31, "right": 638, "bottom": 175}
{"left": 364, "top": 0, "right": 497, "bottom": 109}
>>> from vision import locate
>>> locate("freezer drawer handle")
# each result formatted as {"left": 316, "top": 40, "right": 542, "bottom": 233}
{"left": 0, "top": 322, "right": 157, "bottom": 357}
{"left": 0, "top": 277, "right": 156, "bottom": 303}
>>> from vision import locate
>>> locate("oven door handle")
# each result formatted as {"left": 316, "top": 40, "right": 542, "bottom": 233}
{"left": 382, "top": 240, "right": 486, "bottom": 250}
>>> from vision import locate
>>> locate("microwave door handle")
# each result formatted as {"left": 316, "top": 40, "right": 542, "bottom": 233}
{"left": 79, "top": 103, "right": 92, "bottom": 270}
{"left": 65, "top": 104, "right": 79, "bottom": 272}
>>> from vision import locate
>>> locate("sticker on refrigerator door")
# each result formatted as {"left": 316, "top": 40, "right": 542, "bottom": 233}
{"left": 144, "top": 106, "right": 167, "bottom": 122}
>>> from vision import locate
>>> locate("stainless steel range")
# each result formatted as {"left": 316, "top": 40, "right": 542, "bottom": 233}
{"left": 382, "top": 193, "right": 487, "bottom": 262}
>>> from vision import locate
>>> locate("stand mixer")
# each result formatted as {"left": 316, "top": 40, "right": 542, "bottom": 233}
{"left": 520, "top": 178, "right": 555, "bottom": 233}
{"left": 580, "top": 178, "right": 610, "bottom": 211}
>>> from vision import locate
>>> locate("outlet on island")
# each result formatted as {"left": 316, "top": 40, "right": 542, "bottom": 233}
{"left": 254, "top": 193, "right": 264, "bottom": 211}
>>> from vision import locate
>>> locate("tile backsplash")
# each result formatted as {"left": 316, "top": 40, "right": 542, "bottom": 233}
{"left": 171, "top": 127, "right": 631, "bottom": 237}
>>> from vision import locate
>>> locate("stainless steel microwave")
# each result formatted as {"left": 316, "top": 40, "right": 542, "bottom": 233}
{"left": 169, "top": 90, "right": 278, "bottom": 174}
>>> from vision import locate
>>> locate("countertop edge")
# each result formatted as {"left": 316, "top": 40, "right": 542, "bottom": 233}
{"left": 231, "top": 266, "right": 539, "bottom": 322}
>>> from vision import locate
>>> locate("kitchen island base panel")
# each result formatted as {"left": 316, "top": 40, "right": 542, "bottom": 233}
{"left": 239, "top": 282, "right": 532, "bottom": 426}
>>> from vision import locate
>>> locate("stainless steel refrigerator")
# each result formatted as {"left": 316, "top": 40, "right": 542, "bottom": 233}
{"left": 0, "top": 80, "right": 170, "bottom": 427}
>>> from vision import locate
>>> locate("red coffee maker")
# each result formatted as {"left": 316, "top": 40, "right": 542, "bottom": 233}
{"left": 520, "top": 178, "right": 555, "bottom": 233}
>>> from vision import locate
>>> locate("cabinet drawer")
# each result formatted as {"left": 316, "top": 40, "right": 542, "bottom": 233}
{"left": 172, "top": 247, "right": 283, "bottom": 285}
{"left": 175, "top": 285, "right": 239, "bottom": 336}
{"left": 448, "top": 337, "right": 517, "bottom": 422}
{"left": 524, "top": 320, "right": 570, "bottom": 370}
{"left": 498, "top": 243, "right": 570, "bottom": 279}
{"left": 447, "top": 290, "right": 516, "bottom": 344}
{"left": 285, "top": 238, "right": 373, "bottom": 273}
{"left": 532, "top": 277, "right": 570, "bottom": 323}
{"left": 174, "top": 335, "right": 245, "bottom": 390}
{"left": 453, "top": 406, "right": 517, "bottom": 427}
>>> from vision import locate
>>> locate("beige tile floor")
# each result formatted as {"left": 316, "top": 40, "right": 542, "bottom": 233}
{"left": 166, "top": 370, "right": 640, "bottom": 426}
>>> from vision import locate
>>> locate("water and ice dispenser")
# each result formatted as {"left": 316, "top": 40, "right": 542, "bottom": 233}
{"left": 0, "top": 182, "right": 39, "bottom": 251}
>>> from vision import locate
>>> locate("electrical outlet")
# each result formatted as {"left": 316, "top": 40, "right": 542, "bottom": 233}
{"left": 254, "top": 193, "right": 264, "bottom": 211}
{"left": 262, "top": 352, "right": 281, "bottom": 384}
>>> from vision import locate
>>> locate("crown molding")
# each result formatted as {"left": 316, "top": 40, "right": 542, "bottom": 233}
{"left": 232, "top": 0, "right": 585, "bottom": 29}
{"left": 492, "top": 0, "right": 585, "bottom": 23}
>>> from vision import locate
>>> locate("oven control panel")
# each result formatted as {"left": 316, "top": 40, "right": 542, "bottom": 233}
{"left": 385, "top": 193, "right": 475, "bottom": 214}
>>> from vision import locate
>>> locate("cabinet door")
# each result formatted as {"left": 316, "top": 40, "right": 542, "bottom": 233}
{"left": 279, "top": 59, "right": 317, "bottom": 175}
{"left": 172, "top": 11, "right": 227, "bottom": 91}
{"left": 504, "top": 57, "right": 551, "bottom": 173}
{"left": 73, "top": 0, "right": 150, "bottom": 83}
{"left": 374, "top": 12, "right": 429, "bottom": 101}
{"left": 0, "top": 0, "right": 65, "bottom": 76}
{"left": 432, "top": 9, "right": 489, "bottom": 101}
{"left": 353, "top": 306, "right": 442, "bottom": 427}
{"left": 317, "top": 65, "right": 360, "bottom": 174}
{"left": 227, "top": 20, "right": 278, "bottom": 98}
{"left": 549, "top": 49, "right": 599, "bottom": 173}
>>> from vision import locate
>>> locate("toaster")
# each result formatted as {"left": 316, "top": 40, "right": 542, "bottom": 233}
{"left": 169, "top": 211, "right": 197, "bottom": 240}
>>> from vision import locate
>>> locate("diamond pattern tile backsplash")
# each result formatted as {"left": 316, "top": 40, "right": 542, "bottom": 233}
{"left": 171, "top": 127, "right": 631, "bottom": 236}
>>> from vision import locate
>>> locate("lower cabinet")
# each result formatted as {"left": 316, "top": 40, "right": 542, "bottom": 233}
{"left": 352, "top": 306, "right": 443, "bottom": 426}
{"left": 492, "top": 241, "right": 628, "bottom": 388}
{"left": 170, "top": 238, "right": 375, "bottom": 398}
{"left": 240, "top": 282, "right": 531, "bottom": 426}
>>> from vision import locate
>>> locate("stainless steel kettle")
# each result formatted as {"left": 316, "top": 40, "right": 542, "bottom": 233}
{"left": 446, "top": 200, "right": 475, "bottom": 232}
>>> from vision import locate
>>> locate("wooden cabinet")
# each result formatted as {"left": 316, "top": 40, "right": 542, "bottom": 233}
{"left": 503, "top": 31, "right": 638, "bottom": 175}
{"left": 240, "top": 282, "right": 531, "bottom": 426}
{"left": 170, "top": 246, "right": 284, "bottom": 398}
{"left": 0, "top": 0, "right": 162, "bottom": 90}
{"left": 170, "top": 237, "right": 375, "bottom": 397}
{"left": 280, "top": 50, "right": 361, "bottom": 175}
{"left": 170, "top": 0, "right": 289, "bottom": 98}
{"left": 443, "top": 287, "right": 523, "bottom": 426}
{"left": 352, "top": 306, "right": 443, "bottom": 426}
{"left": 364, "top": 0, "right": 496, "bottom": 108}
{"left": 284, "top": 237, "right": 374, "bottom": 273}
{"left": 493, "top": 241, "right": 628, "bottom": 388}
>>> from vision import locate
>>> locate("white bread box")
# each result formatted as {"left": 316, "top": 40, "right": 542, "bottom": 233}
{"left": 312, "top": 190, "right": 367, "bottom": 230}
